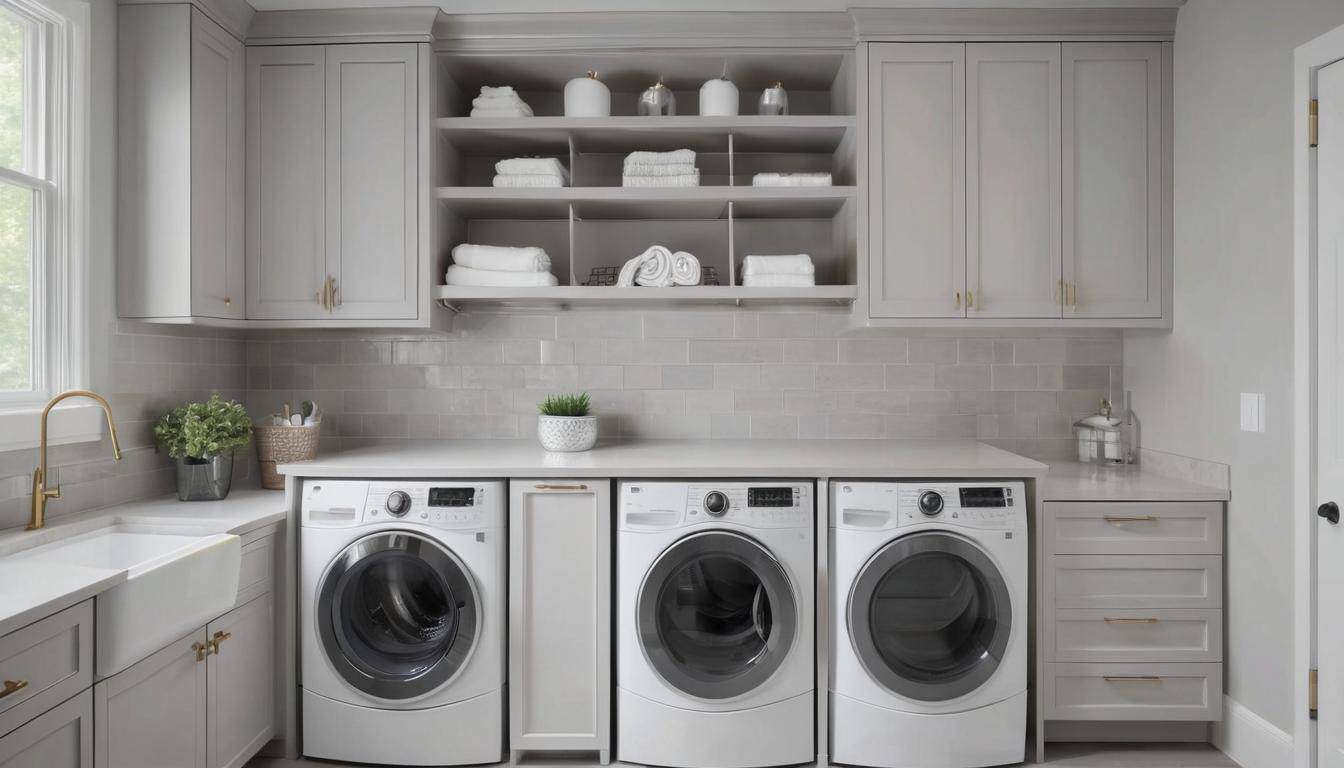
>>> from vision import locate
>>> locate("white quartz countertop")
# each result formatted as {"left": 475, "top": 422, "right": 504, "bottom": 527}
{"left": 280, "top": 439, "right": 1050, "bottom": 479}
{"left": 0, "top": 490, "right": 286, "bottom": 637}
{"left": 1041, "top": 462, "right": 1230, "bottom": 502}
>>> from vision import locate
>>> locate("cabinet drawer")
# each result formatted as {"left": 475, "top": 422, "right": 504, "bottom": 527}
{"left": 1045, "top": 502, "right": 1223, "bottom": 555}
{"left": 0, "top": 601, "right": 93, "bottom": 738}
{"left": 1050, "top": 555, "right": 1222, "bottom": 609}
{"left": 1047, "top": 609, "right": 1222, "bottom": 663}
{"left": 1044, "top": 663, "right": 1222, "bottom": 721}
{"left": 0, "top": 688, "right": 92, "bottom": 767}
{"left": 233, "top": 534, "right": 274, "bottom": 608}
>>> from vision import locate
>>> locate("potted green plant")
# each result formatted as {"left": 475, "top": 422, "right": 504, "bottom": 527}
{"left": 153, "top": 394, "right": 253, "bottom": 501}
{"left": 537, "top": 392, "right": 597, "bottom": 452}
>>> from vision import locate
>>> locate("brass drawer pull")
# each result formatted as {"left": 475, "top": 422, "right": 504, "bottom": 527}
{"left": 1103, "top": 617, "right": 1160, "bottom": 624}
{"left": 1103, "top": 515, "right": 1157, "bottom": 523}
{"left": 210, "top": 631, "right": 233, "bottom": 656}
{"left": 0, "top": 679, "right": 28, "bottom": 699}
{"left": 1103, "top": 675, "right": 1163, "bottom": 683}
{"left": 192, "top": 642, "right": 210, "bottom": 663}
{"left": 534, "top": 484, "right": 588, "bottom": 491}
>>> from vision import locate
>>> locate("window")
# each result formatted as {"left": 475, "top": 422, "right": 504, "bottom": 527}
{"left": 0, "top": 0, "right": 85, "bottom": 407}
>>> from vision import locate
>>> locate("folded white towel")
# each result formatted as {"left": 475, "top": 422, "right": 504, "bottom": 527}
{"left": 446, "top": 264, "right": 558, "bottom": 287}
{"left": 624, "top": 149, "right": 696, "bottom": 169}
{"left": 741, "top": 273, "right": 816, "bottom": 288}
{"left": 622, "top": 163, "right": 699, "bottom": 178}
{"left": 495, "top": 157, "right": 569, "bottom": 180}
{"left": 741, "top": 254, "right": 816, "bottom": 277}
{"left": 478, "top": 86, "right": 519, "bottom": 99}
{"left": 752, "top": 172, "right": 833, "bottom": 187}
{"left": 622, "top": 172, "right": 700, "bottom": 188}
{"left": 451, "top": 243, "right": 551, "bottom": 273}
{"left": 493, "top": 173, "right": 566, "bottom": 188}
{"left": 671, "top": 251, "right": 701, "bottom": 286}
{"left": 470, "top": 105, "right": 533, "bottom": 118}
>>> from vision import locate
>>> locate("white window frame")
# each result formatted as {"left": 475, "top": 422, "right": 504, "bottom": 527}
{"left": 0, "top": 0, "right": 87, "bottom": 410}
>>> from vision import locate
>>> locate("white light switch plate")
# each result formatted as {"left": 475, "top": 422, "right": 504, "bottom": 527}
{"left": 1240, "top": 393, "right": 1266, "bottom": 433}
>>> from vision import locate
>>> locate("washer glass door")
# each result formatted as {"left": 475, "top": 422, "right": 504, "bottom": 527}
{"left": 848, "top": 530, "right": 1012, "bottom": 702}
{"left": 318, "top": 531, "right": 479, "bottom": 700}
{"left": 638, "top": 530, "right": 797, "bottom": 700}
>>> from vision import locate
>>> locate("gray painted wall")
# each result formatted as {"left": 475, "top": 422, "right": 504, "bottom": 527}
{"left": 1125, "top": 0, "right": 1344, "bottom": 734}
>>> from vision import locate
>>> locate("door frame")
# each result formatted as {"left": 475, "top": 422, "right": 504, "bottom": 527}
{"left": 1293, "top": 23, "right": 1344, "bottom": 768}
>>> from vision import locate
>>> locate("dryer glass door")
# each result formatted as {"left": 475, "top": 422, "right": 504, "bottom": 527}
{"left": 637, "top": 530, "right": 797, "bottom": 700}
{"left": 848, "top": 531, "right": 1011, "bottom": 702}
{"left": 317, "top": 531, "right": 479, "bottom": 700}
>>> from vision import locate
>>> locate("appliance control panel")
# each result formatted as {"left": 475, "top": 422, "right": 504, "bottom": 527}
{"left": 619, "top": 481, "right": 814, "bottom": 530}
{"left": 301, "top": 480, "right": 504, "bottom": 529}
{"left": 832, "top": 481, "right": 1027, "bottom": 531}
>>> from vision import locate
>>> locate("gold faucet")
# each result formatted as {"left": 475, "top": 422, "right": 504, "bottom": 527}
{"left": 30, "top": 390, "right": 122, "bottom": 530}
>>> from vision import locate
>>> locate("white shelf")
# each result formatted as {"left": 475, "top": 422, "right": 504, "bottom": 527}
{"left": 434, "top": 186, "right": 855, "bottom": 220}
{"left": 435, "top": 115, "right": 856, "bottom": 153}
{"left": 433, "top": 284, "right": 858, "bottom": 311}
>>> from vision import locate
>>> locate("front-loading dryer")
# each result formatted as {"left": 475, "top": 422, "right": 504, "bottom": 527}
{"left": 617, "top": 481, "right": 814, "bottom": 768}
{"left": 300, "top": 480, "right": 505, "bottom": 766}
{"left": 830, "top": 481, "right": 1027, "bottom": 768}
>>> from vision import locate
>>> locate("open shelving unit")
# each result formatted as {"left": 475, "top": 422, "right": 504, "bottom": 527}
{"left": 432, "top": 50, "right": 859, "bottom": 311}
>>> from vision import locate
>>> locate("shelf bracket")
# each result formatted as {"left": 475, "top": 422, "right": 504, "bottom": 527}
{"left": 435, "top": 298, "right": 461, "bottom": 313}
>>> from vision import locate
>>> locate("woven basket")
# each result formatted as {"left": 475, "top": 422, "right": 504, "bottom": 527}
{"left": 254, "top": 424, "right": 320, "bottom": 490}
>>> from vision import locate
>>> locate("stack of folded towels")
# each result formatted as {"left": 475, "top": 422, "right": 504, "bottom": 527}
{"left": 445, "top": 244, "right": 558, "bottom": 287}
{"left": 493, "top": 157, "right": 569, "bottom": 188}
{"left": 752, "top": 172, "right": 833, "bottom": 187}
{"left": 740, "top": 255, "right": 816, "bottom": 287}
{"left": 469, "top": 86, "right": 533, "bottom": 118}
{"left": 623, "top": 149, "right": 699, "bottom": 188}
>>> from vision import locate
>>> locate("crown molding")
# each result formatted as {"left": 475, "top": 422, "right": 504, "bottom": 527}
{"left": 246, "top": 7, "right": 440, "bottom": 45}
{"left": 119, "top": 0, "right": 255, "bottom": 41}
{"left": 850, "top": 6, "right": 1177, "bottom": 40}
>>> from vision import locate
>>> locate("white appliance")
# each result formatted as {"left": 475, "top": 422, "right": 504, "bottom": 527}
{"left": 830, "top": 481, "right": 1027, "bottom": 768}
{"left": 617, "top": 481, "right": 814, "bottom": 768}
{"left": 300, "top": 480, "right": 505, "bottom": 766}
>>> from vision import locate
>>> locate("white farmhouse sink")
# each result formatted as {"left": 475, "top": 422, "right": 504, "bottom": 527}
{"left": 13, "top": 525, "right": 241, "bottom": 677}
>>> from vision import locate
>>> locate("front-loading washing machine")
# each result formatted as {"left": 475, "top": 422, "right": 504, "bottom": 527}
{"left": 617, "top": 481, "right": 814, "bottom": 768}
{"left": 300, "top": 479, "right": 505, "bottom": 766}
{"left": 830, "top": 481, "right": 1027, "bottom": 768}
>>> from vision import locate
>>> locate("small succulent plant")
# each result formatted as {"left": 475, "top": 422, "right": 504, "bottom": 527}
{"left": 538, "top": 392, "right": 592, "bottom": 417}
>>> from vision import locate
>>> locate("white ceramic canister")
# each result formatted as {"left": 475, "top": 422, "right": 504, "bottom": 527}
{"left": 564, "top": 71, "right": 611, "bottom": 117}
{"left": 699, "top": 77, "right": 739, "bottom": 116}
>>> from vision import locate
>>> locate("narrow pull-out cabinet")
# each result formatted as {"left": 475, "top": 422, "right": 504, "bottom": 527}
{"left": 508, "top": 480, "right": 612, "bottom": 764}
{"left": 117, "top": 5, "right": 245, "bottom": 322}
{"left": 206, "top": 594, "right": 275, "bottom": 768}
{"left": 0, "top": 690, "right": 92, "bottom": 768}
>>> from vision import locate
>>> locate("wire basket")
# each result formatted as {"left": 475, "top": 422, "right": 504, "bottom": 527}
{"left": 254, "top": 423, "right": 321, "bottom": 490}
{"left": 582, "top": 266, "right": 721, "bottom": 286}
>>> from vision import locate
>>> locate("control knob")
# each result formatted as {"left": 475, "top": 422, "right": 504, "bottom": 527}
{"left": 704, "top": 491, "right": 729, "bottom": 516}
{"left": 385, "top": 490, "right": 412, "bottom": 517}
{"left": 918, "top": 491, "right": 945, "bottom": 516}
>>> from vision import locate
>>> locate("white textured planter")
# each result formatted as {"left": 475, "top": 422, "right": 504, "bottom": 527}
{"left": 538, "top": 415, "right": 598, "bottom": 452}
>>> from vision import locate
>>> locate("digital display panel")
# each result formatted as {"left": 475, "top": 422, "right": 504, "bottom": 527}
{"left": 748, "top": 487, "right": 794, "bottom": 507}
{"left": 959, "top": 487, "right": 1007, "bottom": 508}
{"left": 429, "top": 487, "right": 475, "bottom": 507}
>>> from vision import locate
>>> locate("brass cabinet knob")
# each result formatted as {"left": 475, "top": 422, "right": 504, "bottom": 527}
{"left": 192, "top": 641, "right": 210, "bottom": 663}
{"left": 210, "top": 630, "right": 233, "bottom": 656}
{"left": 0, "top": 679, "right": 28, "bottom": 699}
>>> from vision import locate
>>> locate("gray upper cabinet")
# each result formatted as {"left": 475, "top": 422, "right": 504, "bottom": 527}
{"left": 246, "top": 43, "right": 421, "bottom": 323}
{"left": 867, "top": 43, "right": 966, "bottom": 319}
{"left": 966, "top": 43, "right": 1062, "bottom": 319}
{"left": 117, "top": 6, "right": 245, "bottom": 323}
{"left": 1062, "top": 42, "right": 1164, "bottom": 319}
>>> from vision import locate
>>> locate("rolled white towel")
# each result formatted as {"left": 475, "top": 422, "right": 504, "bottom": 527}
{"left": 495, "top": 157, "right": 569, "bottom": 180}
{"left": 624, "top": 149, "right": 696, "bottom": 169}
{"left": 741, "top": 254, "right": 816, "bottom": 277}
{"left": 622, "top": 172, "right": 700, "bottom": 188}
{"left": 752, "top": 172, "right": 833, "bottom": 187}
{"left": 741, "top": 273, "right": 815, "bottom": 288}
{"left": 451, "top": 243, "right": 551, "bottom": 273}
{"left": 635, "top": 245, "right": 675, "bottom": 287}
{"left": 446, "top": 264, "right": 558, "bottom": 287}
{"left": 493, "top": 173, "right": 566, "bottom": 188}
{"left": 621, "top": 163, "right": 699, "bottom": 178}
{"left": 670, "top": 251, "right": 701, "bottom": 286}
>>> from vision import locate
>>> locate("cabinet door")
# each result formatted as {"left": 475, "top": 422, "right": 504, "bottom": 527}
{"left": 868, "top": 43, "right": 966, "bottom": 318}
{"left": 190, "top": 9, "right": 245, "bottom": 320}
{"left": 1062, "top": 42, "right": 1163, "bottom": 318}
{"left": 324, "top": 44, "right": 419, "bottom": 320}
{"left": 508, "top": 480, "right": 611, "bottom": 761}
{"left": 207, "top": 593, "right": 274, "bottom": 768}
{"left": 966, "top": 43, "right": 1062, "bottom": 319}
{"left": 0, "top": 690, "right": 92, "bottom": 768}
{"left": 246, "top": 45, "right": 328, "bottom": 320}
{"left": 95, "top": 630, "right": 208, "bottom": 768}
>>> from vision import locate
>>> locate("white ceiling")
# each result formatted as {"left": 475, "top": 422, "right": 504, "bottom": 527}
{"left": 246, "top": 0, "right": 1184, "bottom": 15}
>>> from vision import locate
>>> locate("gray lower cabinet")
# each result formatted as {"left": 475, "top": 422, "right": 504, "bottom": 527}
{"left": 0, "top": 690, "right": 92, "bottom": 768}
{"left": 95, "top": 593, "right": 274, "bottom": 768}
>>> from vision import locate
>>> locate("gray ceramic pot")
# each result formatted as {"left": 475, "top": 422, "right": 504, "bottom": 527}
{"left": 175, "top": 451, "right": 234, "bottom": 501}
